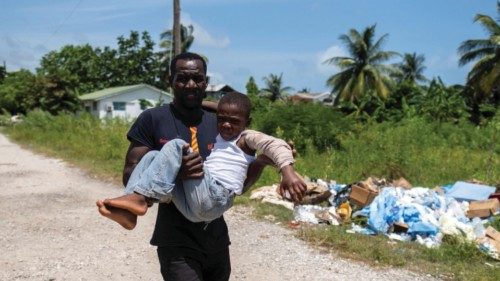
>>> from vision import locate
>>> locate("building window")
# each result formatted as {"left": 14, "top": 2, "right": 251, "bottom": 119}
{"left": 113, "top": 102, "right": 126, "bottom": 111}
{"left": 92, "top": 101, "right": 97, "bottom": 111}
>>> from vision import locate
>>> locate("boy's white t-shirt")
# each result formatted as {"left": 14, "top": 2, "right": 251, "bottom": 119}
{"left": 204, "top": 133, "right": 255, "bottom": 195}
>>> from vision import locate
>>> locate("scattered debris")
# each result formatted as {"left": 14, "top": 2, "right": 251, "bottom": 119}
{"left": 251, "top": 176, "right": 500, "bottom": 260}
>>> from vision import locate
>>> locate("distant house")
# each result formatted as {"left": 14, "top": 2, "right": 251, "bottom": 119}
{"left": 79, "top": 84, "right": 172, "bottom": 119}
{"left": 288, "top": 92, "right": 333, "bottom": 105}
{"left": 206, "top": 84, "right": 236, "bottom": 100}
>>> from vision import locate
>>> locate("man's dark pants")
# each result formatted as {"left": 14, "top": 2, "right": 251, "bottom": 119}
{"left": 157, "top": 247, "right": 231, "bottom": 281}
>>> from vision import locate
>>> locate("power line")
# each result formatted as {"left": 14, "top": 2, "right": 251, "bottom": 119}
{"left": 43, "top": 0, "right": 84, "bottom": 46}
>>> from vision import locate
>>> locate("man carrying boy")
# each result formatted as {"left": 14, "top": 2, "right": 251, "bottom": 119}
{"left": 97, "top": 52, "right": 306, "bottom": 281}
{"left": 98, "top": 91, "right": 306, "bottom": 227}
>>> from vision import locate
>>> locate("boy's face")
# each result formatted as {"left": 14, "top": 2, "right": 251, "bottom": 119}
{"left": 217, "top": 103, "right": 250, "bottom": 141}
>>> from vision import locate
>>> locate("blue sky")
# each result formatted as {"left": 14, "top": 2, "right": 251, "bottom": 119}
{"left": 0, "top": 0, "right": 496, "bottom": 93}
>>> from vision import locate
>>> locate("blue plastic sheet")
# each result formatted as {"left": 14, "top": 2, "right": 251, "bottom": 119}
{"left": 445, "top": 181, "right": 496, "bottom": 201}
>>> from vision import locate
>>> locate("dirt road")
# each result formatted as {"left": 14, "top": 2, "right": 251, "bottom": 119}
{"left": 0, "top": 133, "right": 437, "bottom": 280}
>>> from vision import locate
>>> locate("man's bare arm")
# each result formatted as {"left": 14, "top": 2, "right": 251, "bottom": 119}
{"left": 123, "top": 143, "right": 151, "bottom": 186}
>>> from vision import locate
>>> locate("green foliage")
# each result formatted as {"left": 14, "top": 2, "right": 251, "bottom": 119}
{"left": 113, "top": 31, "right": 161, "bottom": 87}
{"left": 0, "top": 31, "right": 164, "bottom": 115}
{"left": 261, "top": 73, "right": 292, "bottom": 102}
{"left": 0, "top": 65, "right": 5, "bottom": 83}
{"left": 0, "top": 69, "right": 44, "bottom": 114}
{"left": 304, "top": 117, "right": 497, "bottom": 185}
{"left": 418, "top": 78, "right": 470, "bottom": 122}
{"left": 251, "top": 101, "right": 352, "bottom": 153}
{"left": 393, "top": 52, "right": 428, "bottom": 85}
{"left": 0, "top": 109, "right": 12, "bottom": 126}
{"left": 245, "top": 76, "right": 259, "bottom": 96}
{"left": 38, "top": 44, "right": 102, "bottom": 95}
{"left": 458, "top": 1, "right": 500, "bottom": 104}
{"left": 139, "top": 99, "right": 154, "bottom": 110}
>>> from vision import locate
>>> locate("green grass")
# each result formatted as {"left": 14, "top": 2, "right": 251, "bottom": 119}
{"left": 3, "top": 110, "right": 500, "bottom": 280}
{"left": 4, "top": 111, "right": 130, "bottom": 182}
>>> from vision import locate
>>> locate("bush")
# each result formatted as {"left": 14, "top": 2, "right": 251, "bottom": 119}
{"left": 251, "top": 101, "right": 353, "bottom": 153}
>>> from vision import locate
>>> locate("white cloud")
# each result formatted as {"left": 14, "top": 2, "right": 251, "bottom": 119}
{"left": 207, "top": 71, "right": 225, "bottom": 85}
{"left": 182, "top": 13, "right": 230, "bottom": 48}
{"left": 316, "top": 45, "right": 345, "bottom": 74}
{"left": 427, "top": 53, "right": 459, "bottom": 70}
{"left": 0, "top": 36, "right": 41, "bottom": 70}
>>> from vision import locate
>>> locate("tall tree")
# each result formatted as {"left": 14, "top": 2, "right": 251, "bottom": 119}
{"left": 394, "top": 52, "right": 427, "bottom": 85}
{"left": 458, "top": 1, "right": 500, "bottom": 104}
{"left": 114, "top": 31, "right": 160, "bottom": 87}
{"left": 37, "top": 44, "right": 101, "bottom": 95}
{"left": 323, "top": 25, "right": 399, "bottom": 104}
{"left": 261, "top": 73, "right": 292, "bottom": 102}
{"left": 245, "top": 76, "right": 259, "bottom": 96}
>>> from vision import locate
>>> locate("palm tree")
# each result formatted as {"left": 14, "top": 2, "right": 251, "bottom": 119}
{"left": 261, "top": 73, "right": 293, "bottom": 102}
{"left": 394, "top": 52, "right": 427, "bottom": 84}
{"left": 458, "top": 1, "right": 500, "bottom": 103}
{"left": 323, "top": 25, "right": 399, "bottom": 104}
{"left": 159, "top": 24, "right": 195, "bottom": 60}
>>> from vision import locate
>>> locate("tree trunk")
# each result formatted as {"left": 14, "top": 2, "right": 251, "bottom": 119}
{"left": 173, "top": 0, "right": 181, "bottom": 56}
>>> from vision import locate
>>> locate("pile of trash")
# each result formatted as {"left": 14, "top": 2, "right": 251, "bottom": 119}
{"left": 250, "top": 177, "right": 500, "bottom": 259}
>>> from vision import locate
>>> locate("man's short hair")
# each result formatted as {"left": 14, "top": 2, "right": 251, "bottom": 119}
{"left": 170, "top": 52, "right": 207, "bottom": 77}
{"left": 219, "top": 91, "right": 252, "bottom": 118}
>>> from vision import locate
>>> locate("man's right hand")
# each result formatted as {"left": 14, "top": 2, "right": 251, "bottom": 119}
{"left": 178, "top": 144, "right": 204, "bottom": 179}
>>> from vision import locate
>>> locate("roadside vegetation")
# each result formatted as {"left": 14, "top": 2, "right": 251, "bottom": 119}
{"left": 1, "top": 2, "right": 499, "bottom": 280}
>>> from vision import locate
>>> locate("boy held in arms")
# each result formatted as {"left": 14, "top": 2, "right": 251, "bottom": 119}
{"left": 97, "top": 92, "right": 306, "bottom": 229}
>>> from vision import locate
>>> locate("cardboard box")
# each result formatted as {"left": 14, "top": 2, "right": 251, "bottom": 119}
{"left": 466, "top": 199, "right": 500, "bottom": 218}
{"left": 349, "top": 184, "right": 378, "bottom": 207}
{"left": 485, "top": 226, "right": 500, "bottom": 241}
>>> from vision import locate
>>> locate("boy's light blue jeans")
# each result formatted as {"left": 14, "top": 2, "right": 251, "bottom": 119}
{"left": 124, "top": 139, "right": 234, "bottom": 222}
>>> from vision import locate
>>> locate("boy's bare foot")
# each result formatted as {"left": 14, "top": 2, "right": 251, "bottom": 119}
{"left": 96, "top": 200, "right": 137, "bottom": 230}
{"left": 103, "top": 193, "right": 149, "bottom": 216}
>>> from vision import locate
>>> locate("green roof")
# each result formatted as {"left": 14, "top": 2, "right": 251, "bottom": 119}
{"left": 79, "top": 84, "right": 171, "bottom": 101}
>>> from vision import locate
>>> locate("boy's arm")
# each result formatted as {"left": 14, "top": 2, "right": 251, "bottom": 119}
{"left": 201, "top": 100, "right": 218, "bottom": 113}
{"left": 279, "top": 165, "right": 307, "bottom": 202}
{"left": 242, "top": 130, "right": 294, "bottom": 170}
{"left": 243, "top": 130, "right": 306, "bottom": 201}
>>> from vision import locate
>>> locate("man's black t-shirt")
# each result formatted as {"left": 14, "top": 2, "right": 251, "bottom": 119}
{"left": 126, "top": 104, "right": 230, "bottom": 260}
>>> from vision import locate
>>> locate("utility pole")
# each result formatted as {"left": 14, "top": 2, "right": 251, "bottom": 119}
{"left": 173, "top": 0, "right": 181, "bottom": 56}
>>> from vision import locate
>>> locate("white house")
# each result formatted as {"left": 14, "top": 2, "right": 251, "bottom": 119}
{"left": 79, "top": 84, "right": 172, "bottom": 119}
{"left": 205, "top": 84, "right": 237, "bottom": 100}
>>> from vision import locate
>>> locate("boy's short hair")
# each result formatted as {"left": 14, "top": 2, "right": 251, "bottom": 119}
{"left": 219, "top": 91, "right": 252, "bottom": 118}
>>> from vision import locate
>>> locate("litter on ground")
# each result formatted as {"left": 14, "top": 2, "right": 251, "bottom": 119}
{"left": 250, "top": 177, "right": 500, "bottom": 260}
